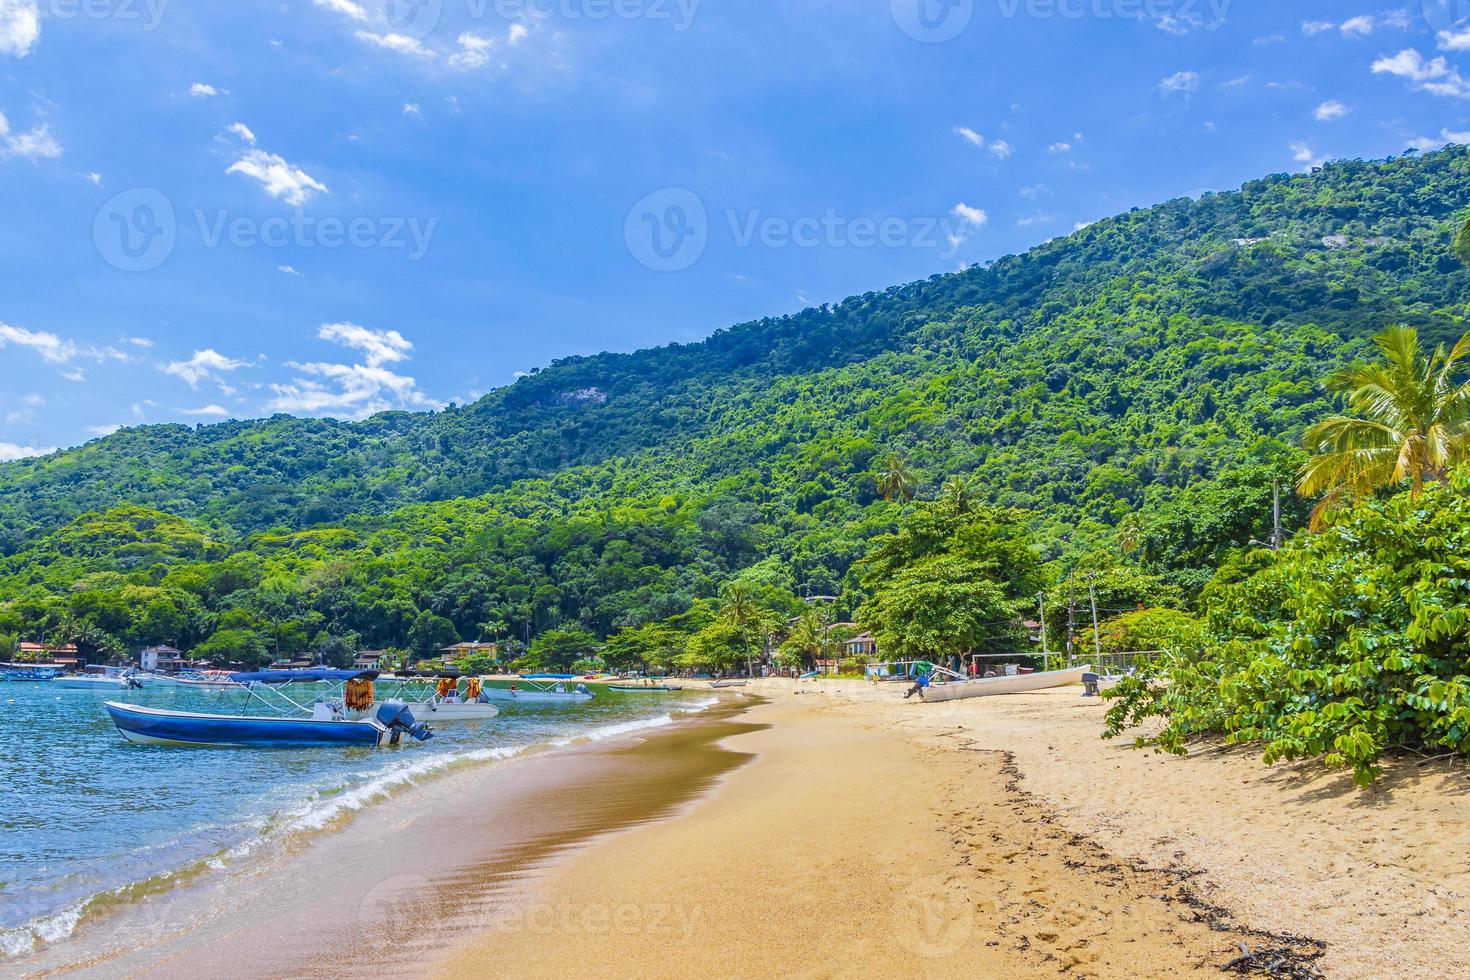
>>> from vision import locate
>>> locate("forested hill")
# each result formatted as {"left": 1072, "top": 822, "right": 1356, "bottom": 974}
{"left": 3, "top": 146, "right": 1470, "bottom": 562}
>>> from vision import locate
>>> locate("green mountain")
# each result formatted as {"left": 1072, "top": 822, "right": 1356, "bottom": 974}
{"left": 3, "top": 147, "right": 1469, "bottom": 662}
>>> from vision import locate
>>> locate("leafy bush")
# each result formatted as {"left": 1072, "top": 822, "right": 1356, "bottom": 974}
{"left": 1106, "top": 471, "right": 1470, "bottom": 785}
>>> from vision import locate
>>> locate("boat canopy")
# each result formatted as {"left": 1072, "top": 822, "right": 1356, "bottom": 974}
{"left": 228, "top": 668, "right": 381, "bottom": 684}
{"left": 521, "top": 673, "right": 576, "bottom": 680}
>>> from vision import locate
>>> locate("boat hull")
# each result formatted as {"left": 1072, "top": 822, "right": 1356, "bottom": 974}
{"left": 480, "top": 688, "right": 592, "bottom": 703}
{"left": 608, "top": 685, "right": 682, "bottom": 693}
{"left": 400, "top": 700, "right": 501, "bottom": 720}
{"left": 919, "top": 666, "right": 1092, "bottom": 702}
{"left": 709, "top": 681, "right": 747, "bottom": 689}
{"left": 55, "top": 676, "right": 137, "bottom": 690}
{"left": 104, "top": 702, "right": 387, "bottom": 747}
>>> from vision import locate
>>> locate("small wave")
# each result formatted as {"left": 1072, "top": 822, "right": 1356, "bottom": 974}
{"left": 2, "top": 697, "right": 721, "bottom": 960}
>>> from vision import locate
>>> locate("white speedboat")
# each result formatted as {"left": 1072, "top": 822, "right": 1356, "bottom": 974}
{"left": 919, "top": 666, "right": 1092, "bottom": 702}
{"left": 55, "top": 673, "right": 145, "bottom": 690}
{"left": 481, "top": 682, "right": 594, "bottom": 704}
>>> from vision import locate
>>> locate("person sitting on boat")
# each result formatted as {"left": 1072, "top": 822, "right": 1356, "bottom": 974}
{"left": 903, "top": 672, "right": 930, "bottom": 700}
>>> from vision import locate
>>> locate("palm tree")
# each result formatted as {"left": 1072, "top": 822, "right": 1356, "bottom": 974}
{"left": 939, "top": 475, "right": 976, "bottom": 514}
{"left": 875, "top": 452, "right": 918, "bottom": 503}
{"left": 1455, "top": 217, "right": 1470, "bottom": 270}
{"left": 786, "top": 605, "right": 834, "bottom": 669}
{"left": 720, "top": 582, "right": 777, "bottom": 676}
{"left": 1298, "top": 326, "right": 1470, "bottom": 524}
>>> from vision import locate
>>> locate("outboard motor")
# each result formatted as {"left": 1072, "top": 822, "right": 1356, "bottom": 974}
{"left": 1081, "top": 672, "right": 1101, "bottom": 698}
{"left": 375, "top": 702, "right": 434, "bottom": 743}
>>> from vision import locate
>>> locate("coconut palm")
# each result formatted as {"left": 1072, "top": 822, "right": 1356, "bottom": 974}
{"left": 785, "top": 605, "right": 834, "bottom": 669}
{"left": 939, "top": 475, "right": 977, "bottom": 514}
{"left": 875, "top": 452, "right": 918, "bottom": 503}
{"left": 1298, "top": 326, "right": 1470, "bottom": 524}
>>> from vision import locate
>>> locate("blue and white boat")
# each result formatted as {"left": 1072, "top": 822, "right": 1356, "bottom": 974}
{"left": 0, "top": 666, "right": 58, "bottom": 682}
{"left": 103, "top": 669, "right": 434, "bottom": 748}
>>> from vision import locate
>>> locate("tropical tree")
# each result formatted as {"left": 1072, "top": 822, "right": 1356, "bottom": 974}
{"left": 780, "top": 605, "right": 835, "bottom": 670}
{"left": 717, "top": 581, "right": 781, "bottom": 674}
{"left": 1298, "top": 326, "right": 1470, "bottom": 524}
{"left": 939, "top": 475, "right": 977, "bottom": 514}
{"left": 875, "top": 452, "right": 918, "bottom": 503}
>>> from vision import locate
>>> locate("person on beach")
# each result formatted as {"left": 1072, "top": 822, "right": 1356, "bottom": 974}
{"left": 904, "top": 672, "right": 930, "bottom": 700}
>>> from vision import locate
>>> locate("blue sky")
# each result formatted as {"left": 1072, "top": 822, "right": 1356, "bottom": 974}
{"left": 2, "top": 0, "right": 1469, "bottom": 457}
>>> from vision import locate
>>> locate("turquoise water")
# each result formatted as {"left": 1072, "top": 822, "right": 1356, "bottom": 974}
{"left": 0, "top": 679, "right": 716, "bottom": 958}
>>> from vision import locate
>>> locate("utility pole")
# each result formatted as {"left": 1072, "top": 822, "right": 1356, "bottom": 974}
{"left": 1086, "top": 573, "right": 1102, "bottom": 664}
{"left": 1037, "top": 591, "right": 1050, "bottom": 672}
{"left": 1066, "top": 573, "right": 1076, "bottom": 667}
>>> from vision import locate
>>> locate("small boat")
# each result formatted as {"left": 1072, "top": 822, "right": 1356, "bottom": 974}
{"left": 103, "top": 669, "right": 434, "bottom": 747}
{"left": 1, "top": 666, "right": 58, "bottom": 682}
{"left": 918, "top": 665, "right": 1092, "bottom": 703}
{"left": 608, "top": 684, "right": 683, "bottom": 693}
{"left": 709, "top": 680, "right": 748, "bottom": 689}
{"left": 375, "top": 673, "right": 502, "bottom": 721}
{"left": 55, "top": 672, "right": 144, "bottom": 690}
{"left": 174, "top": 670, "right": 240, "bottom": 689}
{"left": 104, "top": 700, "right": 432, "bottom": 747}
{"left": 481, "top": 680, "right": 594, "bottom": 704}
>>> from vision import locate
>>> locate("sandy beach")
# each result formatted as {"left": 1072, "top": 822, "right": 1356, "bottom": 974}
{"left": 25, "top": 683, "right": 1470, "bottom": 979}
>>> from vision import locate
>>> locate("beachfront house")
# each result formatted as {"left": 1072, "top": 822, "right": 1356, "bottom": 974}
{"left": 18, "top": 641, "right": 81, "bottom": 667}
{"left": 438, "top": 641, "right": 499, "bottom": 667}
{"left": 354, "top": 649, "right": 388, "bottom": 670}
{"left": 140, "top": 645, "right": 186, "bottom": 672}
{"left": 844, "top": 634, "right": 878, "bottom": 659}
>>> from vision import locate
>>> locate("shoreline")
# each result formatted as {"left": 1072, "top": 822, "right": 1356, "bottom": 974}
{"left": 15, "top": 698, "right": 758, "bottom": 978}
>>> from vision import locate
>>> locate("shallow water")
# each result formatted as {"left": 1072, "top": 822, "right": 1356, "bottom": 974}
{"left": 0, "top": 679, "right": 716, "bottom": 958}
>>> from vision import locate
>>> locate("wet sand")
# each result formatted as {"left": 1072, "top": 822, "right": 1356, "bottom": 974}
{"left": 438, "top": 696, "right": 1301, "bottom": 979}
{"left": 20, "top": 701, "right": 763, "bottom": 978}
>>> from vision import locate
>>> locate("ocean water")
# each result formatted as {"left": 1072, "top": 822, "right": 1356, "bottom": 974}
{"left": 0, "top": 679, "right": 718, "bottom": 959}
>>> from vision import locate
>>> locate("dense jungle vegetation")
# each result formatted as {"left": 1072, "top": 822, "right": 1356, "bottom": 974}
{"left": 5, "top": 148, "right": 1470, "bottom": 785}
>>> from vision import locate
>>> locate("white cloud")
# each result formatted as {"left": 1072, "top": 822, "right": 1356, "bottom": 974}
{"left": 61, "top": 368, "right": 85, "bottom": 382}
{"left": 162, "top": 348, "right": 250, "bottom": 388}
{"left": 449, "top": 31, "right": 495, "bottom": 69}
{"left": 318, "top": 322, "right": 413, "bottom": 366}
{"left": 278, "top": 264, "right": 303, "bottom": 276}
{"left": 126, "top": 336, "right": 153, "bottom": 348}
{"left": 1407, "top": 128, "right": 1470, "bottom": 151}
{"left": 1373, "top": 48, "right": 1470, "bottom": 98}
{"left": 226, "top": 148, "right": 328, "bottom": 205}
{"left": 1315, "top": 99, "right": 1350, "bottom": 121}
{"left": 953, "top": 125, "right": 983, "bottom": 147}
{"left": 1440, "top": 27, "right": 1470, "bottom": 51}
{"left": 952, "top": 203, "right": 988, "bottom": 227}
{"left": 85, "top": 423, "right": 121, "bottom": 437}
{"left": 1291, "top": 141, "right": 1327, "bottom": 169}
{"left": 227, "top": 121, "right": 256, "bottom": 145}
{"left": 1301, "top": 20, "right": 1335, "bottom": 35}
{"left": 0, "top": 442, "right": 52, "bottom": 461}
{"left": 987, "top": 139, "right": 1013, "bottom": 159}
{"left": 508, "top": 23, "right": 529, "bottom": 44}
{"left": 1158, "top": 70, "right": 1200, "bottom": 95}
{"left": 314, "top": 0, "right": 366, "bottom": 20}
{"left": 190, "top": 83, "right": 226, "bottom": 98}
{"left": 1339, "top": 15, "right": 1375, "bottom": 37}
{"left": 0, "top": 109, "right": 60, "bottom": 160}
{"left": 402, "top": 102, "right": 421, "bottom": 117}
{"left": 84, "top": 170, "right": 100, "bottom": 184}
{"left": 181, "top": 404, "right": 230, "bottom": 417}
{"left": 355, "top": 31, "right": 433, "bottom": 58}
{"left": 267, "top": 364, "right": 436, "bottom": 418}
{"left": 0, "top": 0, "right": 39, "bottom": 58}
{"left": 0, "top": 322, "right": 74, "bottom": 362}
{"left": 1047, "top": 141, "right": 1072, "bottom": 153}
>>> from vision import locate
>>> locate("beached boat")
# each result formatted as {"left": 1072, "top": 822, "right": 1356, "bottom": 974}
{"left": 102, "top": 669, "right": 434, "bottom": 747}
{"left": 481, "top": 680, "right": 594, "bottom": 704}
{"left": 608, "top": 684, "right": 683, "bottom": 693}
{"left": 918, "top": 665, "right": 1092, "bottom": 703}
{"left": 709, "top": 680, "right": 747, "bottom": 689}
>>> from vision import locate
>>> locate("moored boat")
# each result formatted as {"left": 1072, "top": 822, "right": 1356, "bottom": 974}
{"left": 608, "top": 684, "right": 683, "bottom": 693}
{"left": 0, "top": 666, "right": 58, "bottom": 682}
{"left": 918, "top": 665, "right": 1092, "bottom": 703}
{"left": 481, "top": 680, "right": 594, "bottom": 703}
{"left": 55, "top": 672, "right": 144, "bottom": 690}
{"left": 102, "top": 669, "right": 434, "bottom": 747}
